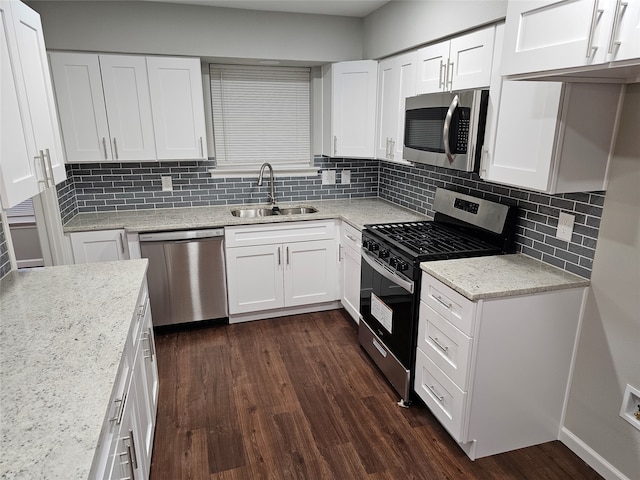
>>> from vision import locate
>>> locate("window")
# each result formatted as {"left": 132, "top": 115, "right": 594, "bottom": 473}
{"left": 209, "top": 64, "right": 312, "bottom": 171}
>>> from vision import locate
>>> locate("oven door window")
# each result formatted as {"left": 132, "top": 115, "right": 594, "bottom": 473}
{"left": 360, "top": 258, "right": 415, "bottom": 369}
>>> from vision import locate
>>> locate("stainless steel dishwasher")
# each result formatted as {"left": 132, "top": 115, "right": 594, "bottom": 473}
{"left": 139, "top": 228, "right": 228, "bottom": 327}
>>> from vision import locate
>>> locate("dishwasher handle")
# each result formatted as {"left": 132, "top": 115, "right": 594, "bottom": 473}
{"left": 139, "top": 228, "right": 224, "bottom": 242}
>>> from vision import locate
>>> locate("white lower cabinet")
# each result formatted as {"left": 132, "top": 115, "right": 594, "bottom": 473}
{"left": 414, "top": 272, "right": 586, "bottom": 460}
{"left": 98, "top": 280, "right": 158, "bottom": 480}
{"left": 225, "top": 220, "right": 339, "bottom": 319}
{"left": 339, "top": 223, "right": 361, "bottom": 323}
{"left": 68, "top": 229, "right": 130, "bottom": 264}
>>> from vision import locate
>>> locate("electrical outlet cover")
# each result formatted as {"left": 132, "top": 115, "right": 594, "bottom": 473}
{"left": 161, "top": 176, "right": 173, "bottom": 192}
{"left": 322, "top": 170, "right": 336, "bottom": 185}
{"left": 341, "top": 170, "right": 351, "bottom": 184}
{"left": 620, "top": 384, "right": 640, "bottom": 431}
{"left": 557, "top": 212, "right": 575, "bottom": 242}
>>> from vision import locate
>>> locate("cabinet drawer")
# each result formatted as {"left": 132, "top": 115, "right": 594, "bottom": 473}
{"left": 225, "top": 220, "right": 337, "bottom": 247}
{"left": 414, "top": 347, "right": 467, "bottom": 442}
{"left": 341, "top": 222, "right": 362, "bottom": 252}
{"left": 418, "top": 301, "right": 472, "bottom": 390}
{"left": 421, "top": 273, "right": 476, "bottom": 336}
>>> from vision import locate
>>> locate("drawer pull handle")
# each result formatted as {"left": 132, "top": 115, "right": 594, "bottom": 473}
{"left": 372, "top": 338, "right": 388, "bottom": 358}
{"left": 433, "top": 294, "right": 452, "bottom": 310}
{"left": 427, "top": 384, "right": 444, "bottom": 402}
{"left": 428, "top": 336, "right": 449, "bottom": 352}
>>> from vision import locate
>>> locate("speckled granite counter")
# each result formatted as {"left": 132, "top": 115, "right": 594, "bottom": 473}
{"left": 63, "top": 198, "right": 428, "bottom": 233}
{"left": 421, "top": 254, "right": 590, "bottom": 301}
{"left": 0, "top": 260, "right": 149, "bottom": 479}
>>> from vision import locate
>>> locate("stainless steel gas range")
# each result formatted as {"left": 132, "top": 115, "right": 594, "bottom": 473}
{"left": 359, "top": 188, "right": 516, "bottom": 406}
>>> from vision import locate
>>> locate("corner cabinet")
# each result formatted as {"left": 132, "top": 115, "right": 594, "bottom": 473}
{"left": 94, "top": 281, "right": 158, "bottom": 480}
{"left": 68, "top": 229, "right": 130, "bottom": 264}
{"left": 339, "top": 222, "right": 362, "bottom": 323}
{"left": 0, "top": 0, "right": 66, "bottom": 209}
{"left": 49, "top": 52, "right": 208, "bottom": 163}
{"left": 321, "top": 60, "right": 377, "bottom": 158}
{"left": 225, "top": 220, "right": 340, "bottom": 321}
{"left": 375, "top": 52, "right": 416, "bottom": 162}
{"left": 414, "top": 273, "right": 586, "bottom": 460}
{"left": 415, "top": 25, "right": 496, "bottom": 94}
{"left": 501, "top": 0, "right": 640, "bottom": 78}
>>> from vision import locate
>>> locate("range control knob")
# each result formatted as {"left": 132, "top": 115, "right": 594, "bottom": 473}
{"left": 378, "top": 249, "right": 390, "bottom": 259}
{"left": 396, "top": 261, "right": 409, "bottom": 272}
{"left": 389, "top": 257, "right": 398, "bottom": 268}
{"left": 370, "top": 242, "right": 380, "bottom": 252}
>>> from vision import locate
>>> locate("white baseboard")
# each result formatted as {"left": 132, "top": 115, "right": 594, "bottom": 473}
{"left": 229, "top": 301, "right": 341, "bottom": 324}
{"left": 559, "top": 427, "right": 632, "bottom": 480}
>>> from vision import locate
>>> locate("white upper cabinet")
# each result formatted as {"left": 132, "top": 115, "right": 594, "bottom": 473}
{"left": 482, "top": 81, "right": 622, "bottom": 193}
{"left": 99, "top": 55, "right": 156, "bottom": 161}
{"left": 416, "top": 26, "right": 496, "bottom": 94}
{"left": 376, "top": 52, "right": 416, "bottom": 162}
{"left": 50, "top": 52, "right": 208, "bottom": 163}
{"left": 322, "top": 60, "right": 377, "bottom": 158}
{"left": 147, "top": 56, "right": 208, "bottom": 160}
{"left": 49, "top": 53, "right": 112, "bottom": 162}
{"left": 0, "top": 0, "right": 66, "bottom": 209}
{"left": 501, "top": 0, "right": 640, "bottom": 78}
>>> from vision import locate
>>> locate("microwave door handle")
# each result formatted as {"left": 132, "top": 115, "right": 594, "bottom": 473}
{"left": 443, "top": 94, "right": 459, "bottom": 164}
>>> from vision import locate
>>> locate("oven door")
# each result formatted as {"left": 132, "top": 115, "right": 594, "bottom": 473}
{"left": 359, "top": 249, "right": 416, "bottom": 369}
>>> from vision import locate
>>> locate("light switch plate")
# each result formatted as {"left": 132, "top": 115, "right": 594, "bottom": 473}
{"left": 341, "top": 170, "right": 351, "bottom": 184}
{"left": 322, "top": 170, "right": 336, "bottom": 185}
{"left": 556, "top": 212, "right": 575, "bottom": 242}
{"left": 161, "top": 176, "right": 173, "bottom": 192}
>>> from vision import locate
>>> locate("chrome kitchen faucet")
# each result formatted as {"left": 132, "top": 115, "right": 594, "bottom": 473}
{"left": 257, "top": 162, "right": 276, "bottom": 205}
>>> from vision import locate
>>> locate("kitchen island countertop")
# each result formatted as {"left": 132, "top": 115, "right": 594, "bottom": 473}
{"left": 63, "top": 198, "right": 428, "bottom": 233}
{"left": 0, "top": 260, "right": 149, "bottom": 479}
{"left": 421, "top": 254, "right": 590, "bottom": 301}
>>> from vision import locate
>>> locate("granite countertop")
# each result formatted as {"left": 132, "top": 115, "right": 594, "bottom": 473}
{"left": 0, "top": 260, "right": 149, "bottom": 480}
{"left": 63, "top": 198, "right": 428, "bottom": 233}
{"left": 421, "top": 254, "right": 590, "bottom": 301}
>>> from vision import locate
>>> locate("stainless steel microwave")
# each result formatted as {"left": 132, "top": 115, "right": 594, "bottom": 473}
{"left": 403, "top": 89, "right": 489, "bottom": 172}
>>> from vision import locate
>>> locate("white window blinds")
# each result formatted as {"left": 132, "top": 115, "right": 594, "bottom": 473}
{"left": 209, "top": 64, "right": 311, "bottom": 167}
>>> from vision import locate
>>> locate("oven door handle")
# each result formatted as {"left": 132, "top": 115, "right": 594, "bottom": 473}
{"left": 361, "top": 249, "right": 414, "bottom": 294}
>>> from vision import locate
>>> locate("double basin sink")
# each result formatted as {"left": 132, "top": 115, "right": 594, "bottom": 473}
{"left": 230, "top": 205, "right": 318, "bottom": 218}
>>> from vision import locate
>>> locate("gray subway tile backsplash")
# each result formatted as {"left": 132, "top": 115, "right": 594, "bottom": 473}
{"left": 56, "top": 155, "right": 604, "bottom": 279}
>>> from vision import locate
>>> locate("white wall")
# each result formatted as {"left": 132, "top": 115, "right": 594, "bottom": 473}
{"left": 563, "top": 83, "right": 640, "bottom": 480}
{"left": 363, "top": 0, "right": 507, "bottom": 59}
{"left": 26, "top": 0, "right": 364, "bottom": 64}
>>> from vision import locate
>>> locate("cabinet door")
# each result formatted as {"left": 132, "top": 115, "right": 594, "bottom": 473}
{"left": 329, "top": 60, "right": 377, "bottom": 158}
{"left": 49, "top": 52, "right": 112, "bottom": 162}
{"left": 501, "top": 0, "right": 612, "bottom": 76}
{"left": 485, "top": 81, "right": 563, "bottom": 192}
{"left": 8, "top": 0, "right": 66, "bottom": 186}
{"left": 147, "top": 56, "right": 208, "bottom": 160}
{"left": 69, "top": 229, "right": 129, "bottom": 264}
{"left": 449, "top": 26, "right": 495, "bottom": 91}
{"left": 131, "top": 332, "right": 154, "bottom": 480}
{"left": 99, "top": 55, "right": 156, "bottom": 161}
{"left": 0, "top": 2, "right": 40, "bottom": 208}
{"left": 608, "top": 0, "right": 640, "bottom": 62}
{"left": 226, "top": 244, "right": 284, "bottom": 314}
{"left": 376, "top": 52, "right": 416, "bottom": 161}
{"left": 415, "top": 41, "right": 450, "bottom": 94}
{"left": 284, "top": 239, "right": 338, "bottom": 307}
{"left": 110, "top": 379, "right": 146, "bottom": 480}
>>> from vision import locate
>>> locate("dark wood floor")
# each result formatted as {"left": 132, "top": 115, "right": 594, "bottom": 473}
{"left": 149, "top": 309, "right": 601, "bottom": 480}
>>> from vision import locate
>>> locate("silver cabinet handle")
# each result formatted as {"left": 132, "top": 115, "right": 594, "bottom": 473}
{"left": 433, "top": 294, "right": 453, "bottom": 310}
{"left": 338, "top": 244, "right": 343, "bottom": 262}
{"left": 143, "top": 327, "right": 155, "bottom": 360}
{"left": 438, "top": 60, "right": 447, "bottom": 90}
{"left": 199, "top": 136, "right": 204, "bottom": 157}
{"left": 428, "top": 335, "right": 449, "bottom": 352}
{"left": 346, "top": 234, "right": 358, "bottom": 242}
{"left": 113, "top": 138, "right": 119, "bottom": 160}
{"left": 388, "top": 138, "right": 395, "bottom": 159}
{"left": 427, "top": 384, "right": 444, "bottom": 402}
{"left": 119, "top": 232, "right": 126, "bottom": 254}
{"left": 102, "top": 137, "right": 109, "bottom": 160}
{"left": 333, "top": 135, "right": 337, "bottom": 156}
{"left": 110, "top": 392, "right": 127, "bottom": 425}
{"left": 286, "top": 246, "right": 290, "bottom": 266}
{"left": 44, "top": 148, "right": 54, "bottom": 186}
{"left": 443, "top": 94, "right": 459, "bottom": 164}
{"left": 446, "top": 59, "right": 454, "bottom": 91}
{"left": 128, "top": 429, "right": 138, "bottom": 470}
{"left": 586, "top": 0, "right": 604, "bottom": 58}
{"left": 35, "top": 152, "right": 48, "bottom": 188}
{"left": 277, "top": 246, "right": 281, "bottom": 266}
{"left": 608, "top": 0, "right": 627, "bottom": 53}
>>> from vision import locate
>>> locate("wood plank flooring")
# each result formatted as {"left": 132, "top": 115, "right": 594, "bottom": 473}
{"left": 149, "top": 309, "right": 601, "bottom": 480}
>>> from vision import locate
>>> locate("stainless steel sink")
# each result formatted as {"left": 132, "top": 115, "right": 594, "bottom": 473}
{"left": 230, "top": 205, "right": 318, "bottom": 217}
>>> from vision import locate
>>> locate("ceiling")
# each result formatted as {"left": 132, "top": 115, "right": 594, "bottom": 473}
{"left": 141, "top": 0, "right": 391, "bottom": 17}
